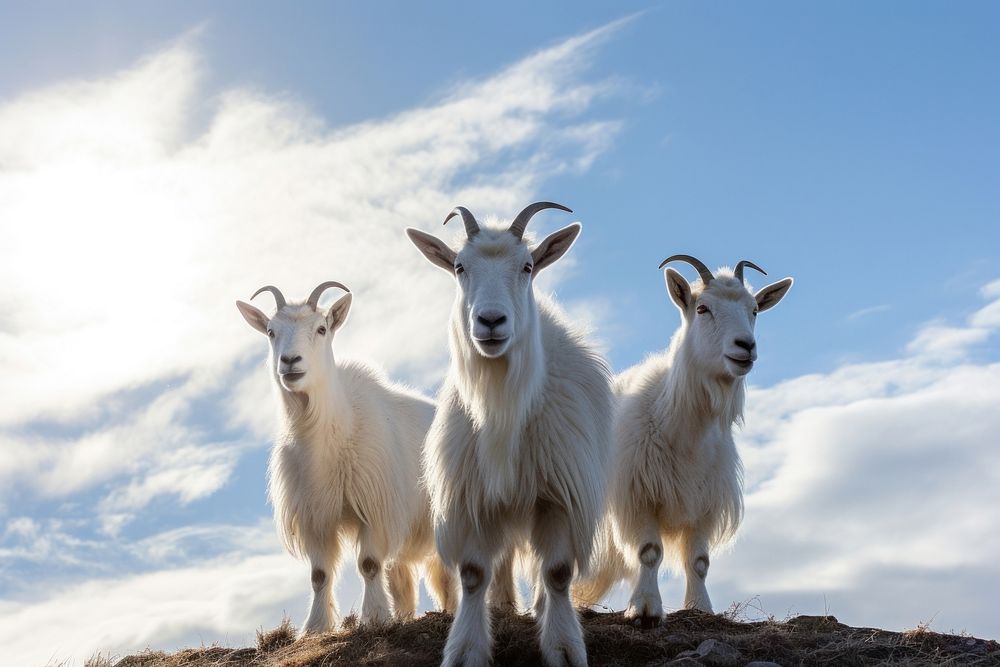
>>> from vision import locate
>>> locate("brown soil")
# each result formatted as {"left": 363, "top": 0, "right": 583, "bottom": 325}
{"left": 98, "top": 608, "right": 1000, "bottom": 667}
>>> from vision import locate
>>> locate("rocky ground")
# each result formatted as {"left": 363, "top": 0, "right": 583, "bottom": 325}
{"left": 100, "top": 608, "right": 999, "bottom": 666}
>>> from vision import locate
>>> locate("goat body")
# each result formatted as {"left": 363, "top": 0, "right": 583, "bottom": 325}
{"left": 237, "top": 291, "right": 455, "bottom": 636}
{"left": 408, "top": 207, "right": 614, "bottom": 667}
{"left": 576, "top": 267, "right": 791, "bottom": 626}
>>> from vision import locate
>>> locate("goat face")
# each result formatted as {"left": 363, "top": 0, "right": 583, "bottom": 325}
{"left": 407, "top": 205, "right": 580, "bottom": 359}
{"left": 664, "top": 268, "right": 793, "bottom": 380}
{"left": 454, "top": 230, "right": 536, "bottom": 358}
{"left": 236, "top": 288, "right": 352, "bottom": 392}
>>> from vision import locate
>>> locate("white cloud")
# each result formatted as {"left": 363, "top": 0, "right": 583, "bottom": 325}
{"left": 903, "top": 285, "right": 998, "bottom": 360}
{"left": 0, "top": 550, "right": 302, "bottom": 666}
{"left": 0, "top": 370, "right": 243, "bottom": 532}
{"left": 97, "top": 443, "right": 240, "bottom": 532}
{"left": 0, "top": 519, "right": 413, "bottom": 666}
{"left": 0, "top": 22, "right": 625, "bottom": 520}
{"left": 905, "top": 321, "right": 990, "bottom": 359}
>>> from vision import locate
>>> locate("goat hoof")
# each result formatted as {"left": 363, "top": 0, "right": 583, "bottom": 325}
{"left": 635, "top": 613, "right": 661, "bottom": 629}
{"left": 625, "top": 596, "right": 663, "bottom": 629}
{"left": 625, "top": 604, "right": 663, "bottom": 630}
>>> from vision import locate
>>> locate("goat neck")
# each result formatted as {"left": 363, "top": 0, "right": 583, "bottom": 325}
{"left": 279, "top": 352, "right": 354, "bottom": 442}
{"left": 449, "top": 294, "right": 545, "bottom": 427}
{"left": 660, "top": 325, "right": 747, "bottom": 434}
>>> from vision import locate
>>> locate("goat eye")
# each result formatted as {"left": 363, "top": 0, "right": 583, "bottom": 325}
{"left": 267, "top": 329, "right": 275, "bottom": 338}
{"left": 696, "top": 304, "right": 709, "bottom": 315}
{"left": 317, "top": 326, "right": 326, "bottom": 336}
{"left": 752, "top": 309, "right": 759, "bottom": 317}
{"left": 524, "top": 263, "right": 533, "bottom": 274}
{"left": 455, "top": 263, "right": 464, "bottom": 275}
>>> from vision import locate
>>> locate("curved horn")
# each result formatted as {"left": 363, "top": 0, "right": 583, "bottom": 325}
{"left": 734, "top": 260, "right": 767, "bottom": 284}
{"left": 307, "top": 281, "right": 351, "bottom": 309}
{"left": 251, "top": 285, "right": 287, "bottom": 310}
{"left": 508, "top": 201, "right": 573, "bottom": 240}
{"left": 658, "top": 254, "right": 715, "bottom": 285}
{"left": 443, "top": 206, "right": 480, "bottom": 238}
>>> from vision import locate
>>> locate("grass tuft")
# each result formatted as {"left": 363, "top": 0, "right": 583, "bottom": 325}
{"left": 256, "top": 616, "right": 296, "bottom": 654}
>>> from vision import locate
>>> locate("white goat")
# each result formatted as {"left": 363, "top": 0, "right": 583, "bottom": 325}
{"left": 236, "top": 281, "right": 455, "bottom": 635}
{"left": 407, "top": 203, "right": 613, "bottom": 667}
{"left": 574, "top": 256, "right": 792, "bottom": 625}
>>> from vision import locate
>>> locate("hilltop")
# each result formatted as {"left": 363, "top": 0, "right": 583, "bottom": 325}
{"left": 99, "top": 608, "right": 998, "bottom": 667}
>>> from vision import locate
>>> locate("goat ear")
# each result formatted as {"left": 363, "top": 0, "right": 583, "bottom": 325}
{"left": 531, "top": 223, "right": 581, "bottom": 273}
{"left": 406, "top": 228, "right": 457, "bottom": 273}
{"left": 664, "top": 268, "right": 692, "bottom": 312}
{"left": 326, "top": 293, "right": 353, "bottom": 332}
{"left": 755, "top": 277, "right": 793, "bottom": 313}
{"left": 236, "top": 301, "right": 269, "bottom": 335}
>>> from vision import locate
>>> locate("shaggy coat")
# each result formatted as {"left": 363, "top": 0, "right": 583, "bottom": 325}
{"left": 408, "top": 213, "right": 613, "bottom": 667}
{"left": 428, "top": 294, "right": 612, "bottom": 572}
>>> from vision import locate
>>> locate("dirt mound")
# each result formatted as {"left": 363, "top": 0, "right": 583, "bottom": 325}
{"left": 102, "top": 608, "right": 999, "bottom": 666}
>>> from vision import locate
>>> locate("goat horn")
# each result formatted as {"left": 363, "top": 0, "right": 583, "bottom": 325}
{"left": 251, "top": 285, "right": 287, "bottom": 310}
{"left": 734, "top": 260, "right": 767, "bottom": 284}
{"left": 658, "top": 255, "right": 715, "bottom": 285}
{"left": 443, "top": 206, "right": 480, "bottom": 238}
{"left": 307, "top": 281, "right": 351, "bottom": 310}
{"left": 508, "top": 201, "right": 573, "bottom": 240}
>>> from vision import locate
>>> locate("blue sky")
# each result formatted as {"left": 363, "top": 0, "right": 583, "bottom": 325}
{"left": 0, "top": 3, "right": 998, "bottom": 664}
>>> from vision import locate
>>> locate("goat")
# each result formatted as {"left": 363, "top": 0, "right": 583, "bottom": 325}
{"left": 236, "top": 281, "right": 456, "bottom": 635}
{"left": 407, "top": 202, "right": 613, "bottom": 667}
{"left": 574, "top": 256, "right": 792, "bottom": 627}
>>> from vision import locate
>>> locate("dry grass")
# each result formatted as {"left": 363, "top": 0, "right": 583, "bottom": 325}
{"left": 111, "top": 609, "right": 1000, "bottom": 666}
{"left": 256, "top": 617, "right": 296, "bottom": 654}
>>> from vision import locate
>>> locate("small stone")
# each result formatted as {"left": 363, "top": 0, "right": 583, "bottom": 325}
{"left": 693, "top": 639, "right": 742, "bottom": 667}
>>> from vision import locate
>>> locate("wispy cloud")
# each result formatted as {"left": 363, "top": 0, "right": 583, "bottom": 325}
{"left": 845, "top": 304, "right": 890, "bottom": 321}
{"left": 0, "top": 23, "right": 626, "bottom": 534}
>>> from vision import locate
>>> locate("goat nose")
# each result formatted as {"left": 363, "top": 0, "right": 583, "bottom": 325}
{"left": 280, "top": 354, "right": 302, "bottom": 365}
{"left": 734, "top": 338, "right": 756, "bottom": 353}
{"left": 477, "top": 311, "right": 507, "bottom": 328}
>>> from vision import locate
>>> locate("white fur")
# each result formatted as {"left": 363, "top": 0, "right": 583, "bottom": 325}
{"left": 575, "top": 267, "right": 792, "bottom": 624}
{"left": 236, "top": 290, "right": 456, "bottom": 636}
{"left": 408, "top": 221, "right": 613, "bottom": 667}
